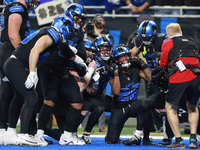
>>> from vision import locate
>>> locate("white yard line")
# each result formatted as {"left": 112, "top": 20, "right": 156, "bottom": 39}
{"left": 78, "top": 134, "right": 190, "bottom": 140}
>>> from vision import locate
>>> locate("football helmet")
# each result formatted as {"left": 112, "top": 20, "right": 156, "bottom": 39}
{"left": 52, "top": 15, "right": 74, "bottom": 41}
{"left": 138, "top": 20, "right": 157, "bottom": 45}
{"left": 114, "top": 44, "right": 131, "bottom": 68}
{"left": 25, "top": 0, "right": 40, "bottom": 9}
{"left": 64, "top": 3, "right": 86, "bottom": 30}
{"left": 93, "top": 35, "right": 112, "bottom": 60}
{"left": 84, "top": 38, "right": 92, "bottom": 50}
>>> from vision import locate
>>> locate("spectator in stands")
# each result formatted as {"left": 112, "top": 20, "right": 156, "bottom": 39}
{"left": 154, "top": 0, "right": 183, "bottom": 15}
{"left": 125, "top": 0, "right": 154, "bottom": 13}
{"left": 183, "top": 0, "right": 200, "bottom": 14}
{"left": 84, "top": 13, "right": 114, "bottom": 43}
{"left": 80, "top": 0, "right": 104, "bottom": 6}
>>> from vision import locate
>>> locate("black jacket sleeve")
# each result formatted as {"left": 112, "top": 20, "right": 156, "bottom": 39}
{"left": 76, "top": 39, "right": 87, "bottom": 62}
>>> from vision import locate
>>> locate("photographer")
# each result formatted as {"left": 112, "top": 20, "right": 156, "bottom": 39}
{"left": 84, "top": 13, "right": 114, "bottom": 43}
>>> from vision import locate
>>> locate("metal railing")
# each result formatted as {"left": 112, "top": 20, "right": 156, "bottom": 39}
{"left": 84, "top": 5, "right": 200, "bottom": 18}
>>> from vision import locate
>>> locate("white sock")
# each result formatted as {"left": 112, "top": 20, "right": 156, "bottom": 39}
{"left": 198, "top": 135, "right": 200, "bottom": 141}
{"left": 37, "top": 129, "right": 44, "bottom": 135}
{"left": 134, "top": 130, "right": 143, "bottom": 139}
{"left": 163, "top": 130, "right": 168, "bottom": 139}
{"left": 84, "top": 131, "right": 91, "bottom": 135}
{"left": 64, "top": 131, "right": 72, "bottom": 137}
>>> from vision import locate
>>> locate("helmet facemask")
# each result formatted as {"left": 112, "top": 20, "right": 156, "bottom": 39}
{"left": 99, "top": 46, "right": 111, "bottom": 61}
{"left": 118, "top": 54, "right": 131, "bottom": 68}
{"left": 26, "top": 0, "right": 40, "bottom": 9}
{"left": 73, "top": 14, "right": 86, "bottom": 30}
{"left": 114, "top": 44, "right": 131, "bottom": 68}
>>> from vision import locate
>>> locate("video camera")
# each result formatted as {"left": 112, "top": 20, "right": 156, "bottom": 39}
{"left": 85, "top": 19, "right": 94, "bottom": 35}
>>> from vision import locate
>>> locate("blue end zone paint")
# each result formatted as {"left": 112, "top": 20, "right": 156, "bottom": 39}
{"left": 109, "top": 30, "right": 121, "bottom": 49}
{"left": 0, "top": 136, "right": 193, "bottom": 150}
{"left": 160, "top": 18, "right": 177, "bottom": 34}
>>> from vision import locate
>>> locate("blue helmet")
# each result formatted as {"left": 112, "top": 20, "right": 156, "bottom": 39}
{"left": 52, "top": 15, "right": 74, "bottom": 41}
{"left": 138, "top": 20, "right": 157, "bottom": 44}
{"left": 64, "top": 3, "right": 86, "bottom": 30}
{"left": 114, "top": 44, "right": 131, "bottom": 60}
{"left": 84, "top": 38, "right": 92, "bottom": 49}
{"left": 3, "top": 0, "right": 16, "bottom": 5}
{"left": 25, "top": 0, "right": 40, "bottom": 9}
{"left": 93, "top": 35, "right": 112, "bottom": 60}
{"left": 114, "top": 44, "right": 131, "bottom": 68}
{"left": 94, "top": 35, "right": 112, "bottom": 51}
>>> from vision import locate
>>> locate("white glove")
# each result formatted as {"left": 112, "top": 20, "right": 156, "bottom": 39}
{"left": 69, "top": 45, "right": 77, "bottom": 54}
{"left": 25, "top": 71, "right": 38, "bottom": 89}
{"left": 74, "top": 55, "right": 88, "bottom": 72}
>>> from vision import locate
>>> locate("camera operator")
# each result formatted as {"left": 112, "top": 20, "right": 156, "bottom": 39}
{"left": 84, "top": 13, "right": 114, "bottom": 44}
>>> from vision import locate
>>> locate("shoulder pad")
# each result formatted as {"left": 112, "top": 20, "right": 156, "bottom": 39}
{"left": 134, "top": 35, "right": 142, "bottom": 48}
{"left": 47, "top": 27, "right": 60, "bottom": 44}
{"left": 9, "top": 5, "right": 24, "bottom": 13}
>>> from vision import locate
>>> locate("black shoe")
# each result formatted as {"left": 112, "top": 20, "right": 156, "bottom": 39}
{"left": 123, "top": 135, "right": 141, "bottom": 146}
{"left": 118, "top": 139, "right": 124, "bottom": 143}
{"left": 143, "top": 138, "right": 155, "bottom": 145}
{"left": 189, "top": 138, "right": 198, "bottom": 149}
{"left": 166, "top": 141, "right": 186, "bottom": 149}
{"left": 45, "top": 139, "right": 53, "bottom": 145}
{"left": 158, "top": 139, "right": 172, "bottom": 145}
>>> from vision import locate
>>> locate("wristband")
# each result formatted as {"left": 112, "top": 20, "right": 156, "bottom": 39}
{"left": 140, "top": 59, "right": 146, "bottom": 66}
{"left": 128, "top": 4, "right": 133, "bottom": 8}
{"left": 85, "top": 67, "right": 95, "bottom": 80}
{"left": 142, "top": 64, "right": 149, "bottom": 70}
{"left": 114, "top": 72, "right": 119, "bottom": 77}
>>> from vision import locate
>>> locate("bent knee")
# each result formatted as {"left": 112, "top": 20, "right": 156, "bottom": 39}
{"left": 44, "top": 100, "right": 55, "bottom": 107}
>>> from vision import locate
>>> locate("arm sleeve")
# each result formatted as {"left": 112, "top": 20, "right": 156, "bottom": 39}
{"left": 76, "top": 40, "right": 87, "bottom": 61}
{"left": 159, "top": 39, "right": 173, "bottom": 67}
{"left": 134, "top": 35, "right": 143, "bottom": 48}
{"left": 58, "top": 42, "right": 75, "bottom": 59}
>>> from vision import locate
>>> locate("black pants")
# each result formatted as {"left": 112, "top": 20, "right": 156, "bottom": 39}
{"left": 82, "top": 94, "right": 112, "bottom": 133}
{"left": 4, "top": 57, "right": 38, "bottom": 133}
{"left": 105, "top": 100, "right": 149, "bottom": 144}
{"left": 0, "top": 42, "right": 15, "bottom": 128}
